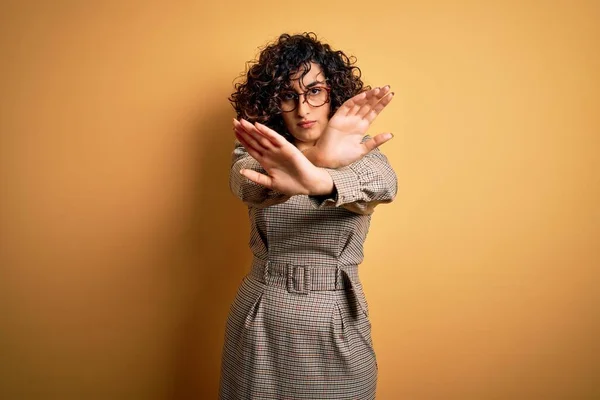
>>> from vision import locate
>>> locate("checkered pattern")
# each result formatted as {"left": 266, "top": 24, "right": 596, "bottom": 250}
{"left": 220, "top": 140, "right": 397, "bottom": 399}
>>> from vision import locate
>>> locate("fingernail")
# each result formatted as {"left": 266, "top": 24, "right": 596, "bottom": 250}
{"left": 384, "top": 85, "right": 390, "bottom": 89}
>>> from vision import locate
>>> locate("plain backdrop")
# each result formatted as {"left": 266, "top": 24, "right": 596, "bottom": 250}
{"left": 1, "top": 1, "right": 598, "bottom": 399}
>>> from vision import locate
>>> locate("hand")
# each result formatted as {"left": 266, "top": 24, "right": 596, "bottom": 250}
{"left": 233, "top": 118, "right": 334, "bottom": 196}
{"left": 307, "top": 85, "right": 395, "bottom": 168}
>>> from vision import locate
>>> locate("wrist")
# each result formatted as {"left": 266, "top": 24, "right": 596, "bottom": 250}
{"left": 309, "top": 167, "right": 334, "bottom": 196}
{"left": 303, "top": 145, "right": 341, "bottom": 169}
{"left": 301, "top": 146, "right": 320, "bottom": 165}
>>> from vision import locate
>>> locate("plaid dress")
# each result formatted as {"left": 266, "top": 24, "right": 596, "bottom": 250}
{"left": 220, "top": 141, "right": 397, "bottom": 399}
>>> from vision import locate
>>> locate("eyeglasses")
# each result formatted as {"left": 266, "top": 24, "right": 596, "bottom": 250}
{"left": 277, "top": 86, "right": 331, "bottom": 112}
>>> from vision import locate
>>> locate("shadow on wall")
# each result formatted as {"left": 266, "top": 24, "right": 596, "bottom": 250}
{"left": 166, "top": 102, "right": 251, "bottom": 398}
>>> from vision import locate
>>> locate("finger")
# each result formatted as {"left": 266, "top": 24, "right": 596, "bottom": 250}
{"left": 234, "top": 129, "right": 263, "bottom": 159}
{"left": 350, "top": 86, "right": 388, "bottom": 117}
{"left": 245, "top": 123, "right": 274, "bottom": 150}
{"left": 357, "top": 85, "right": 391, "bottom": 118}
{"left": 377, "top": 85, "right": 391, "bottom": 97}
{"left": 233, "top": 118, "right": 250, "bottom": 133}
{"left": 355, "top": 87, "right": 377, "bottom": 105}
{"left": 362, "top": 132, "right": 394, "bottom": 153}
{"left": 254, "top": 122, "right": 287, "bottom": 147}
{"left": 354, "top": 87, "right": 381, "bottom": 118}
{"left": 349, "top": 88, "right": 379, "bottom": 116}
{"left": 337, "top": 90, "right": 367, "bottom": 116}
{"left": 349, "top": 89, "right": 373, "bottom": 115}
{"left": 240, "top": 118, "right": 259, "bottom": 133}
{"left": 363, "top": 91, "right": 394, "bottom": 123}
{"left": 240, "top": 168, "right": 274, "bottom": 189}
{"left": 235, "top": 121, "right": 269, "bottom": 152}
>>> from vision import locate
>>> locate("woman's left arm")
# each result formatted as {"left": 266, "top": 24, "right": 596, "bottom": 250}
{"left": 308, "top": 147, "right": 397, "bottom": 215}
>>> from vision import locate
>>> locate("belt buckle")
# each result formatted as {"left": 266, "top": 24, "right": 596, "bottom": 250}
{"left": 286, "top": 264, "right": 311, "bottom": 295}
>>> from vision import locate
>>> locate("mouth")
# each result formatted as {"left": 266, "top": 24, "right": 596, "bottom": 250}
{"left": 297, "top": 120, "right": 316, "bottom": 129}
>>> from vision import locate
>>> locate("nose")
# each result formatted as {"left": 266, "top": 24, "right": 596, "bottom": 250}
{"left": 296, "top": 94, "right": 311, "bottom": 117}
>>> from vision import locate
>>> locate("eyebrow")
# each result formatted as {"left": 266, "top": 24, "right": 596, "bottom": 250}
{"left": 284, "top": 80, "right": 327, "bottom": 93}
{"left": 304, "top": 80, "right": 327, "bottom": 88}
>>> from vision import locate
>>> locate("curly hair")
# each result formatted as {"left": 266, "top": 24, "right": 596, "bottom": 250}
{"left": 230, "top": 32, "right": 369, "bottom": 141}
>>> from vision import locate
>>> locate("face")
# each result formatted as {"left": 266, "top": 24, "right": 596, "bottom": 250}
{"left": 280, "top": 62, "right": 331, "bottom": 150}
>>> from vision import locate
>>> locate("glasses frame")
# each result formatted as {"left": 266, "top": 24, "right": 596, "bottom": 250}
{"left": 277, "top": 86, "right": 331, "bottom": 113}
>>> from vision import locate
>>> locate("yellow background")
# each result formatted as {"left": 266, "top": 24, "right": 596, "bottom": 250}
{"left": 1, "top": 1, "right": 598, "bottom": 399}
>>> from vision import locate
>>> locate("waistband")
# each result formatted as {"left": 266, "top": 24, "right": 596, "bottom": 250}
{"left": 249, "top": 257, "right": 359, "bottom": 295}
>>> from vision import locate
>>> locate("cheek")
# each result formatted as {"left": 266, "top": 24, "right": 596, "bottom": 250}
{"left": 321, "top": 105, "right": 332, "bottom": 122}
{"left": 282, "top": 114, "right": 294, "bottom": 132}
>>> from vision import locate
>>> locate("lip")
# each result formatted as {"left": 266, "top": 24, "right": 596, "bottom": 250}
{"left": 297, "top": 120, "right": 316, "bottom": 128}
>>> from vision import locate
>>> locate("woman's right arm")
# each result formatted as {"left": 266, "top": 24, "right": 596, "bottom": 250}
{"left": 229, "top": 140, "right": 291, "bottom": 208}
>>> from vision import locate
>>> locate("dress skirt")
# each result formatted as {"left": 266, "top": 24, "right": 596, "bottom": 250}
{"left": 219, "top": 259, "right": 378, "bottom": 399}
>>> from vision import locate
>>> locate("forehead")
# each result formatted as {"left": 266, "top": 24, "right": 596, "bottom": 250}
{"left": 289, "top": 62, "right": 326, "bottom": 89}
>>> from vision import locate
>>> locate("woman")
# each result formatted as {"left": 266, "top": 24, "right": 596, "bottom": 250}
{"left": 220, "top": 32, "right": 397, "bottom": 399}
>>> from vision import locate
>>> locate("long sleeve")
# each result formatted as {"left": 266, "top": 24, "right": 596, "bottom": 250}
{"left": 229, "top": 140, "right": 291, "bottom": 208}
{"left": 308, "top": 147, "right": 398, "bottom": 215}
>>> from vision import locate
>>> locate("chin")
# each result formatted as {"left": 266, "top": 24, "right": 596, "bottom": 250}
{"left": 299, "top": 130, "right": 322, "bottom": 140}
{"left": 296, "top": 136, "right": 320, "bottom": 145}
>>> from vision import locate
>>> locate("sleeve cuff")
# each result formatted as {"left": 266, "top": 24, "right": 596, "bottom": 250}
{"left": 308, "top": 166, "right": 361, "bottom": 209}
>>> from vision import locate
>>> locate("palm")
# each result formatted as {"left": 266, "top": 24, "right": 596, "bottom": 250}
{"left": 315, "top": 86, "right": 394, "bottom": 168}
{"left": 328, "top": 111, "right": 370, "bottom": 136}
{"left": 255, "top": 143, "right": 317, "bottom": 195}
{"left": 324, "top": 113, "right": 371, "bottom": 162}
{"left": 233, "top": 119, "right": 331, "bottom": 196}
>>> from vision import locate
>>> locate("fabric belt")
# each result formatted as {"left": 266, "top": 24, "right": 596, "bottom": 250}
{"left": 249, "top": 257, "right": 359, "bottom": 295}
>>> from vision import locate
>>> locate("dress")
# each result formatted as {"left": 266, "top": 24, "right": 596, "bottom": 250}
{"left": 219, "top": 140, "right": 397, "bottom": 399}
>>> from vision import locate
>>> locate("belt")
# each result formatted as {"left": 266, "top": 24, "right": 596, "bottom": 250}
{"left": 249, "top": 257, "right": 359, "bottom": 295}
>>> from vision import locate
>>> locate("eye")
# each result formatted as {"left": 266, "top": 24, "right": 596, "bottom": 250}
{"left": 308, "top": 87, "right": 323, "bottom": 95}
{"left": 280, "top": 92, "right": 297, "bottom": 101}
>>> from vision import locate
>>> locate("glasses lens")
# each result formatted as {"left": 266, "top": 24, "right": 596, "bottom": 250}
{"left": 278, "top": 87, "right": 329, "bottom": 112}
{"left": 279, "top": 92, "right": 297, "bottom": 112}
{"left": 306, "top": 87, "right": 329, "bottom": 107}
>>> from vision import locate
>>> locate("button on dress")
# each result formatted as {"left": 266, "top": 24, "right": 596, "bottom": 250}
{"left": 220, "top": 140, "right": 397, "bottom": 399}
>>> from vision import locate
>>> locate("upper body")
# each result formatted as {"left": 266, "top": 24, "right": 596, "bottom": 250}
{"left": 229, "top": 32, "right": 397, "bottom": 258}
{"left": 230, "top": 139, "right": 397, "bottom": 266}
